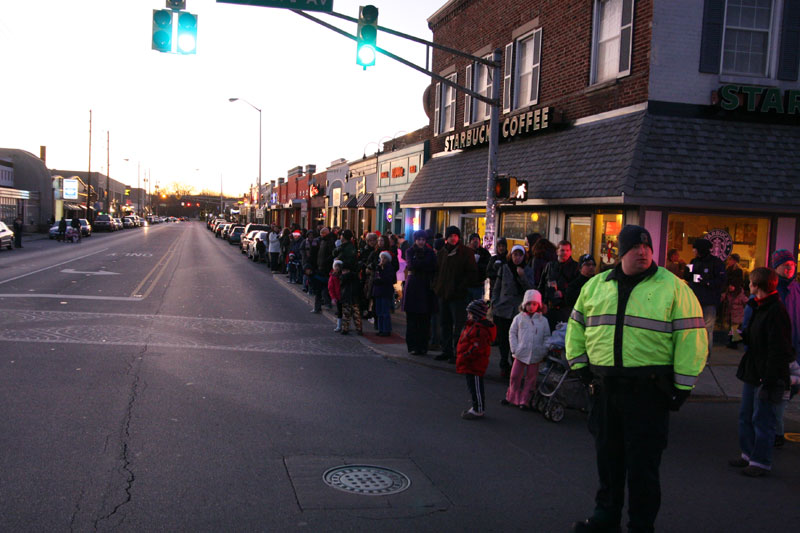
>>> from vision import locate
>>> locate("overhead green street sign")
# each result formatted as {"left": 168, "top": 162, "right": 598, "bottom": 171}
{"left": 216, "top": 0, "right": 333, "bottom": 13}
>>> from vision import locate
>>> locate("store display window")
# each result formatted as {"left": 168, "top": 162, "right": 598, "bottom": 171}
{"left": 594, "top": 213, "right": 623, "bottom": 268}
{"left": 500, "top": 211, "right": 549, "bottom": 245}
{"left": 666, "top": 213, "right": 769, "bottom": 274}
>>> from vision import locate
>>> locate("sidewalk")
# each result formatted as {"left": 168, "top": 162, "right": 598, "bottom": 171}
{"left": 272, "top": 272, "right": 745, "bottom": 402}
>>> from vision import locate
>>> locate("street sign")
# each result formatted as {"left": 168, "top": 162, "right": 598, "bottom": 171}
{"left": 216, "top": 0, "right": 334, "bottom": 13}
{"left": 63, "top": 179, "right": 79, "bottom": 200}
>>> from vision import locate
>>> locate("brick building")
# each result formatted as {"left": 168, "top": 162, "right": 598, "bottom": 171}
{"left": 402, "top": 0, "right": 800, "bottom": 273}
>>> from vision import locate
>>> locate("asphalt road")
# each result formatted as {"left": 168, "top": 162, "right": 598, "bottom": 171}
{"left": 0, "top": 222, "right": 798, "bottom": 532}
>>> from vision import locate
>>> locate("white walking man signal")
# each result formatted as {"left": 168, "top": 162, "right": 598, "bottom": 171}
{"left": 515, "top": 182, "right": 527, "bottom": 200}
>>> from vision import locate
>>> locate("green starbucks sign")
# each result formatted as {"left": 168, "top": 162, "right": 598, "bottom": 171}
{"left": 717, "top": 84, "right": 800, "bottom": 114}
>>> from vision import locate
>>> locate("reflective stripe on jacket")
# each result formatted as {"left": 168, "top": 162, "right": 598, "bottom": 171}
{"left": 565, "top": 266, "right": 707, "bottom": 390}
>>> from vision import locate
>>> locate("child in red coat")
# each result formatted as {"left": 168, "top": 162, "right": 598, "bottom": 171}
{"left": 456, "top": 300, "right": 497, "bottom": 419}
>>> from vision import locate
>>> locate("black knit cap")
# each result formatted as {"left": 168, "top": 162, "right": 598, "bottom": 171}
{"left": 617, "top": 225, "right": 653, "bottom": 258}
{"left": 445, "top": 226, "right": 461, "bottom": 239}
{"left": 466, "top": 299, "right": 488, "bottom": 319}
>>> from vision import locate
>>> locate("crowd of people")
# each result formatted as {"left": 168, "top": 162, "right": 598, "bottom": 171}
{"left": 245, "top": 220, "right": 798, "bottom": 529}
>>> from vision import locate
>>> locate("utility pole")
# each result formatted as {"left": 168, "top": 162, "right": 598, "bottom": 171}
{"left": 137, "top": 161, "right": 141, "bottom": 217}
{"left": 484, "top": 49, "right": 502, "bottom": 253}
{"left": 106, "top": 131, "right": 110, "bottom": 214}
{"left": 87, "top": 110, "right": 92, "bottom": 223}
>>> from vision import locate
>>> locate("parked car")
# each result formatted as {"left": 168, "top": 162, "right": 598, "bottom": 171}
{"left": 215, "top": 223, "right": 229, "bottom": 238}
{"left": 78, "top": 219, "right": 92, "bottom": 236}
{"left": 228, "top": 226, "right": 245, "bottom": 245}
{"left": 247, "top": 231, "right": 269, "bottom": 261}
{"left": 240, "top": 230, "right": 259, "bottom": 254}
{"left": 123, "top": 216, "right": 136, "bottom": 229}
{"left": 93, "top": 214, "right": 115, "bottom": 231}
{"left": 113, "top": 218, "right": 123, "bottom": 230}
{"left": 0, "top": 222, "right": 14, "bottom": 249}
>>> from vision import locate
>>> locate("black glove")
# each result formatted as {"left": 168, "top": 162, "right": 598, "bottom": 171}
{"left": 669, "top": 387, "right": 691, "bottom": 411}
{"left": 576, "top": 366, "right": 593, "bottom": 386}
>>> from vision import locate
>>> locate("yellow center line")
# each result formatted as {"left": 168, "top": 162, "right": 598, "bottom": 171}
{"left": 129, "top": 236, "right": 183, "bottom": 298}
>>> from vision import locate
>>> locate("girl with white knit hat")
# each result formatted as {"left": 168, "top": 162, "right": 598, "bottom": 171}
{"left": 504, "top": 289, "right": 551, "bottom": 408}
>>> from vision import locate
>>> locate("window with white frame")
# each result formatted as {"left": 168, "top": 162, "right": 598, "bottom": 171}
{"left": 503, "top": 28, "right": 542, "bottom": 112}
{"left": 591, "top": 0, "right": 634, "bottom": 84}
{"left": 721, "top": 0, "right": 773, "bottom": 76}
{"left": 434, "top": 73, "right": 457, "bottom": 135}
{"left": 475, "top": 55, "right": 493, "bottom": 122}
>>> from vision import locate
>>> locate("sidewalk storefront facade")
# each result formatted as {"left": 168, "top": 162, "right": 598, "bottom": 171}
{"left": 376, "top": 140, "right": 429, "bottom": 240}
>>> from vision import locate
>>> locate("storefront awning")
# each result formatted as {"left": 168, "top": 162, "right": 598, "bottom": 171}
{"left": 401, "top": 109, "right": 800, "bottom": 211}
{"left": 356, "top": 192, "right": 375, "bottom": 208}
{"left": 340, "top": 196, "right": 358, "bottom": 208}
{"left": 63, "top": 202, "right": 85, "bottom": 211}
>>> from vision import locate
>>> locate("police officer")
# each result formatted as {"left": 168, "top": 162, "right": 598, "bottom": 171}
{"left": 566, "top": 225, "right": 707, "bottom": 533}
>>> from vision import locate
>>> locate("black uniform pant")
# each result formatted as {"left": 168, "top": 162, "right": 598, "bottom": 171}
{"left": 588, "top": 376, "right": 669, "bottom": 532}
{"left": 405, "top": 311, "right": 430, "bottom": 353}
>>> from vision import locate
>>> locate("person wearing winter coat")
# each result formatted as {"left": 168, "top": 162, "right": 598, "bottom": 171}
{"left": 334, "top": 229, "right": 362, "bottom": 335}
{"left": 372, "top": 251, "right": 397, "bottom": 336}
{"left": 504, "top": 290, "right": 550, "bottom": 408}
{"left": 402, "top": 230, "right": 437, "bottom": 355}
{"left": 433, "top": 226, "right": 478, "bottom": 363}
{"left": 491, "top": 245, "right": 536, "bottom": 376}
{"left": 565, "top": 254, "right": 597, "bottom": 313}
{"left": 467, "top": 233, "right": 492, "bottom": 301}
{"left": 328, "top": 260, "right": 344, "bottom": 332}
{"left": 770, "top": 249, "right": 800, "bottom": 447}
{"left": 537, "top": 240, "right": 580, "bottom": 331}
{"left": 731, "top": 267, "right": 795, "bottom": 477}
{"left": 685, "top": 238, "right": 727, "bottom": 356}
{"left": 268, "top": 226, "right": 282, "bottom": 272}
{"left": 485, "top": 237, "right": 508, "bottom": 299}
{"left": 721, "top": 280, "right": 748, "bottom": 349}
{"left": 456, "top": 300, "right": 496, "bottom": 420}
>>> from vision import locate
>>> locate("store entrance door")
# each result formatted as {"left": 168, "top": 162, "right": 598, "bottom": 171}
{"left": 566, "top": 216, "right": 592, "bottom": 257}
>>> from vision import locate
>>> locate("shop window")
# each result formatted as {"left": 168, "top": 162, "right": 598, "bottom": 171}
{"left": 567, "top": 216, "right": 592, "bottom": 258}
{"left": 500, "top": 211, "right": 549, "bottom": 242}
{"left": 666, "top": 213, "right": 769, "bottom": 274}
{"left": 594, "top": 213, "right": 623, "bottom": 268}
{"left": 461, "top": 215, "right": 486, "bottom": 241}
{"left": 591, "top": 0, "right": 634, "bottom": 84}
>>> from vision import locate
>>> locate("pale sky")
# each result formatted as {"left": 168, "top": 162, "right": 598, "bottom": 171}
{"left": 0, "top": 0, "right": 437, "bottom": 196}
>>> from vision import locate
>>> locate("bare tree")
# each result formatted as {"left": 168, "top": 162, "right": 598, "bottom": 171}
{"left": 167, "top": 182, "right": 196, "bottom": 198}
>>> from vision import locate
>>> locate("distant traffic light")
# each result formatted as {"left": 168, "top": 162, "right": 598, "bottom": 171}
{"left": 152, "top": 9, "right": 173, "bottom": 53}
{"left": 356, "top": 5, "right": 379, "bottom": 68}
{"left": 176, "top": 12, "right": 198, "bottom": 55}
{"left": 124, "top": 186, "right": 131, "bottom": 196}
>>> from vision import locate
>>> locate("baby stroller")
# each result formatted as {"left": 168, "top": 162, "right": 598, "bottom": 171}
{"left": 530, "top": 323, "right": 589, "bottom": 422}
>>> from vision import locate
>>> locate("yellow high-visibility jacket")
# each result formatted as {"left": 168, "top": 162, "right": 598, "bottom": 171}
{"left": 565, "top": 265, "right": 707, "bottom": 390}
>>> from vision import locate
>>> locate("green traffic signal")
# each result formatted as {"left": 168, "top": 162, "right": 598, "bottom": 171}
{"left": 177, "top": 12, "right": 198, "bottom": 55}
{"left": 152, "top": 9, "right": 172, "bottom": 53}
{"left": 356, "top": 5, "right": 378, "bottom": 68}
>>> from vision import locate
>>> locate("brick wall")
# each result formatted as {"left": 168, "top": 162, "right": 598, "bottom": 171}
{"left": 425, "top": 0, "right": 653, "bottom": 154}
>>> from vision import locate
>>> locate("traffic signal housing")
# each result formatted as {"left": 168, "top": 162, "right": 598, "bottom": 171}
{"left": 494, "top": 175, "right": 528, "bottom": 202}
{"left": 356, "top": 5, "right": 379, "bottom": 68}
{"left": 494, "top": 176, "right": 510, "bottom": 200}
{"left": 152, "top": 9, "right": 173, "bottom": 53}
{"left": 177, "top": 12, "right": 198, "bottom": 55}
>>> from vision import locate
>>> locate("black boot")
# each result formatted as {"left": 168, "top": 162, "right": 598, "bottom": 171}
{"left": 571, "top": 517, "right": 621, "bottom": 533}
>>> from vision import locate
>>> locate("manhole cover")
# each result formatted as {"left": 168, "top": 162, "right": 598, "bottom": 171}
{"left": 322, "top": 465, "right": 411, "bottom": 496}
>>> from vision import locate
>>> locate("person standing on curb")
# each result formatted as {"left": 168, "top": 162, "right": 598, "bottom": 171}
{"left": 335, "top": 229, "right": 362, "bottom": 335}
{"left": 491, "top": 245, "right": 535, "bottom": 377}
{"left": 456, "top": 299, "right": 496, "bottom": 420}
{"left": 403, "top": 230, "right": 437, "bottom": 355}
{"left": 537, "top": 240, "right": 580, "bottom": 331}
{"left": 12, "top": 216, "right": 23, "bottom": 248}
{"left": 433, "top": 226, "right": 477, "bottom": 363}
{"left": 768, "top": 249, "right": 800, "bottom": 447}
{"left": 685, "top": 238, "right": 726, "bottom": 358}
{"left": 566, "top": 225, "right": 707, "bottom": 533}
{"left": 730, "top": 266, "right": 794, "bottom": 476}
{"left": 312, "top": 227, "right": 334, "bottom": 313}
{"left": 467, "top": 233, "right": 491, "bottom": 301}
{"left": 58, "top": 216, "right": 67, "bottom": 243}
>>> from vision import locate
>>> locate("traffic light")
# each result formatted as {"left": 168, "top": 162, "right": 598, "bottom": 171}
{"left": 494, "top": 176, "right": 510, "bottom": 199}
{"left": 356, "top": 5, "right": 379, "bottom": 68}
{"left": 176, "top": 12, "right": 198, "bottom": 55}
{"left": 166, "top": 0, "right": 185, "bottom": 9}
{"left": 152, "top": 9, "right": 172, "bottom": 53}
{"left": 124, "top": 186, "right": 131, "bottom": 196}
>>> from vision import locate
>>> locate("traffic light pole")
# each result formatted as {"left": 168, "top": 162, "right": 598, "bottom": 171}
{"left": 291, "top": 9, "right": 503, "bottom": 252}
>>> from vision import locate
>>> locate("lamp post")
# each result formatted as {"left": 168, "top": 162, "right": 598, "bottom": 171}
{"left": 228, "top": 97, "right": 262, "bottom": 221}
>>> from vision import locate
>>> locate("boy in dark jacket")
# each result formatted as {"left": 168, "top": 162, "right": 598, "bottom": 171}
{"left": 456, "top": 300, "right": 497, "bottom": 420}
{"left": 730, "top": 267, "right": 795, "bottom": 477}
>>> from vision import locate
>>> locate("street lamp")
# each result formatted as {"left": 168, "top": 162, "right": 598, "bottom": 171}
{"left": 228, "top": 97, "right": 262, "bottom": 221}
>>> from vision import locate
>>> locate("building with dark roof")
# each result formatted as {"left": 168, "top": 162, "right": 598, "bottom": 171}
{"left": 0, "top": 148, "right": 54, "bottom": 230}
{"left": 402, "top": 0, "right": 800, "bottom": 272}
